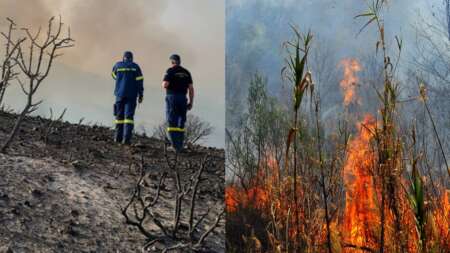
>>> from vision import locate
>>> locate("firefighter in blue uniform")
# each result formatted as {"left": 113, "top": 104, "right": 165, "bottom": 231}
{"left": 162, "top": 54, "right": 194, "bottom": 152}
{"left": 112, "top": 51, "right": 144, "bottom": 145}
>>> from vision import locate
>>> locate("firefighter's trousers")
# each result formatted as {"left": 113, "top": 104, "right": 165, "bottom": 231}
{"left": 166, "top": 94, "right": 187, "bottom": 151}
{"left": 114, "top": 97, "right": 136, "bottom": 144}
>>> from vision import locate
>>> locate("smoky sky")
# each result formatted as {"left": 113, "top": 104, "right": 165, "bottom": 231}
{"left": 225, "top": 0, "right": 450, "bottom": 176}
{"left": 226, "top": 0, "right": 438, "bottom": 108}
{"left": 227, "top": 0, "right": 432, "bottom": 68}
{"left": 0, "top": 0, "right": 224, "bottom": 80}
{"left": 225, "top": 0, "right": 450, "bottom": 142}
{"left": 0, "top": 0, "right": 225, "bottom": 147}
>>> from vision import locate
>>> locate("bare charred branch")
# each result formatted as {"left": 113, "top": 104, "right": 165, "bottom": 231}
{"left": 123, "top": 153, "right": 223, "bottom": 252}
{"left": 0, "top": 18, "right": 25, "bottom": 107}
{"left": 0, "top": 16, "right": 74, "bottom": 153}
{"left": 41, "top": 107, "right": 67, "bottom": 144}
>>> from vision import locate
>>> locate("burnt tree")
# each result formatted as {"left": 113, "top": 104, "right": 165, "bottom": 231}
{"left": 0, "top": 16, "right": 74, "bottom": 153}
{"left": 0, "top": 18, "right": 25, "bottom": 107}
{"left": 153, "top": 114, "right": 214, "bottom": 146}
{"left": 122, "top": 154, "right": 224, "bottom": 252}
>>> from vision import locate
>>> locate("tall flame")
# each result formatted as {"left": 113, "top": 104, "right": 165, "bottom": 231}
{"left": 342, "top": 114, "right": 379, "bottom": 249}
{"left": 339, "top": 58, "right": 362, "bottom": 106}
{"left": 226, "top": 56, "right": 450, "bottom": 252}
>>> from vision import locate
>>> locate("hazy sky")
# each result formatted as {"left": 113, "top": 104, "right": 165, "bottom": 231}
{"left": 226, "top": 0, "right": 437, "bottom": 102}
{"left": 0, "top": 0, "right": 225, "bottom": 147}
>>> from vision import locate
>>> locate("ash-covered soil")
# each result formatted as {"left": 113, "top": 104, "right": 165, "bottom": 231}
{"left": 0, "top": 111, "right": 225, "bottom": 253}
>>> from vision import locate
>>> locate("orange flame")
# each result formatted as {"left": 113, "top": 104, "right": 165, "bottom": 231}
{"left": 434, "top": 190, "right": 450, "bottom": 248}
{"left": 226, "top": 186, "right": 240, "bottom": 213}
{"left": 339, "top": 58, "right": 362, "bottom": 106}
{"left": 342, "top": 114, "right": 379, "bottom": 249}
{"left": 226, "top": 55, "right": 449, "bottom": 252}
{"left": 226, "top": 171, "right": 272, "bottom": 213}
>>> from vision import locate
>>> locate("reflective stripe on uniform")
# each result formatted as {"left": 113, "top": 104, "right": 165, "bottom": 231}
{"left": 115, "top": 119, "right": 134, "bottom": 124}
{"left": 116, "top": 68, "right": 137, "bottom": 72}
{"left": 112, "top": 71, "right": 117, "bottom": 79}
{"left": 167, "top": 127, "right": 185, "bottom": 132}
{"left": 136, "top": 76, "right": 144, "bottom": 81}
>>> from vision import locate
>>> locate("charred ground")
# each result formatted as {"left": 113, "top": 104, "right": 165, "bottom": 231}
{"left": 0, "top": 110, "right": 225, "bottom": 252}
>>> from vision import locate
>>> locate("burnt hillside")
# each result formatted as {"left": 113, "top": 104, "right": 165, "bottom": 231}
{"left": 0, "top": 111, "right": 225, "bottom": 253}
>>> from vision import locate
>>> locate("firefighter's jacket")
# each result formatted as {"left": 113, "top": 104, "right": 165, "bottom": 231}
{"left": 112, "top": 60, "right": 144, "bottom": 99}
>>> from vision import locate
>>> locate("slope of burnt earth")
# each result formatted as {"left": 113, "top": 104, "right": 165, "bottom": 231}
{"left": 0, "top": 110, "right": 225, "bottom": 252}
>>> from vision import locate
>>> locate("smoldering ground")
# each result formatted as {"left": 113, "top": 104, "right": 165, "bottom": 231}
{"left": 0, "top": 0, "right": 225, "bottom": 147}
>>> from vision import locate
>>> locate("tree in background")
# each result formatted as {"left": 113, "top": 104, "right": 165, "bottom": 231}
{"left": 153, "top": 114, "right": 214, "bottom": 146}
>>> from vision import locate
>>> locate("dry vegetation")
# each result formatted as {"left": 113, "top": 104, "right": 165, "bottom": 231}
{"left": 226, "top": 1, "right": 449, "bottom": 252}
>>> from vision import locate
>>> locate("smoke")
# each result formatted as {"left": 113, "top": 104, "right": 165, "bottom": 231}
{"left": 0, "top": 0, "right": 225, "bottom": 147}
{"left": 0, "top": 0, "right": 195, "bottom": 75}
{"left": 226, "top": 0, "right": 435, "bottom": 124}
{"left": 227, "top": 0, "right": 430, "bottom": 69}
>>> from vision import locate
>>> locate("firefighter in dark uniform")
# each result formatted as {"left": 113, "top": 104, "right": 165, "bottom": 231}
{"left": 162, "top": 54, "right": 194, "bottom": 152}
{"left": 112, "top": 51, "right": 144, "bottom": 145}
